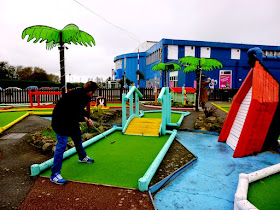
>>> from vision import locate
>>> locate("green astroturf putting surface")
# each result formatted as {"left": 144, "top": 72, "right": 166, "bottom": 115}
{"left": 41, "top": 131, "right": 170, "bottom": 188}
{"left": 221, "top": 106, "right": 230, "bottom": 111}
{"left": 143, "top": 112, "right": 182, "bottom": 124}
{"left": 106, "top": 103, "right": 127, "bottom": 107}
{"left": 0, "top": 111, "right": 28, "bottom": 127}
{"left": 248, "top": 173, "right": 280, "bottom": 210}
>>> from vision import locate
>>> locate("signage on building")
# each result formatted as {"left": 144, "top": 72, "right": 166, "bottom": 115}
{"left": 219, "top": 70, "right": 232, "bottom": 89}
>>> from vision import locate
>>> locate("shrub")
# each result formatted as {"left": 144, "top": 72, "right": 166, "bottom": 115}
{"left": 203, "top": 106, "right": 217, "bottom": 118}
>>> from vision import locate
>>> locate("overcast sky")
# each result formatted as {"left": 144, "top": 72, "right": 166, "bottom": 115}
{"left": 0, "top": 0, "right": 279, "bottom": 83}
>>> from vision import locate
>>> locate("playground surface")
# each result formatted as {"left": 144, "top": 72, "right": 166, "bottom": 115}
{"left": 1, "top": 102, "right": 279, "bottom": 209}
{"left": 41, "top": 131, "right": 170, "bottom": 189}
{"left": 154, "top": 132, "right": 280, "bottom": 209}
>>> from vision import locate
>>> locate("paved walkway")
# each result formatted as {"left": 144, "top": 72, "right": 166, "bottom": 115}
{"left": 154, "top": 132, "right": 280, "bottom": 209}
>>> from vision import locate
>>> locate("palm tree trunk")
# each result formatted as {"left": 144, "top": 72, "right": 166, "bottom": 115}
{"left": 165, "top": 71, "right": 168, "bottom": 87}
{"left": 195, "top": 69, "right": 200, "bottom": 111}
{"left": 195, "top": 60, "right": 202, "bottom": 111}
{"left": 59, "top": 32, "right": 66, "bottom": 95}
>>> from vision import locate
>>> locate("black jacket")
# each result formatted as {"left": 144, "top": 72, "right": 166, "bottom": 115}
{"left": 52, "top": 88, "right": 91, "bottom": 136}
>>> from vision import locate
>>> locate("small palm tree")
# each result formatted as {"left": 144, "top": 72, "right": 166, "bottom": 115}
{"left": 179, "top": 56, "right": 223, "bottom": 111}
{"left": 22, "top": 24, "right": 95, "bottom": 93}
{"left": 152, "top": 62, "right": 181, "bottom": 87}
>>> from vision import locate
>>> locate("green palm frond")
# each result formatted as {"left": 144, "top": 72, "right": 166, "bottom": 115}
{"left": 183, "top": 65, "right": 197, "bottom": 72}
{"left": 22, "top": 25, "right": 60, "bottom": 43}
{"left": 22, "top": 24, "right": 95, "bottom": 49}
{"left": 152, "top": 62, "right": 181, "bottom": 71}
{"left": 166, "top": 63, "right": 181, "bottom": 71}
{"left": 179, "top": 56, "right": 199, "bottom": 66}
{"left": 152, "top": 63, "right": 166, "bottom": 71}
{"left": 179, "top": 56, "right": 223, "bottom": 72}
{"left": 61, "top": 24, "right": 95, "bottom": 47}
{"left": 205, "top": 59, "right": 223, "bottom": 69}
{"left": 46, "top": 41, "right": 59, "bottom": 50}
{"left": 73, "top": 30, "right": 95, "bottom": 47}
{"left": 61, "top": 24, "right": 80, "bottom": 44}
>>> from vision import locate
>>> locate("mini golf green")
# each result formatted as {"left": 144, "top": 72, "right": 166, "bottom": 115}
{"left": 248, "top": 173, "right": 280, "bottom": 209}
{"left": 106, "top": 102, "right": 127, "bottom": 107}
{"left": 41, "top": 131, "right": 170, "bottom": 189}
{"left": 221, "top": 106, "right": 230, "bottom": 112}
{"left": 0, "top": 111, "right": 28, "bottom": 127}
{"left": 143, "top": 112, "right": 182, "bottom": 124}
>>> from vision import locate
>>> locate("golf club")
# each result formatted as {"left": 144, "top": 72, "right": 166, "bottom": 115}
{"left": 92, "top": 126, "right": 116, "bottom": 144}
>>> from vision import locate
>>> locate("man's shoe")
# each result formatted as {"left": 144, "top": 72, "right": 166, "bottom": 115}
{"left": 50, "top": 173, "right": 67, "bottom": 185}
{"left": 78, "top": 156, "right": 94, "bottom": 163}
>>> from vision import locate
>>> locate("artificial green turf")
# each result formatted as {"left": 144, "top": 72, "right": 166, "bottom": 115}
{"left": 0, "top": 111, "right": 28, "bottom": 127}
{"left": 248, "top": 173, "right": 280, "bottom": 210}
{"left": 41, "top": 131, "right": 170, "bottom": 188}
{"left": 42, "top": 130, "right": 71, "bottom": 142}
{"left": 106, "top": 103, "right": 125, "bottom": 107}
{"left": 143, "top": 112, "right": 182, "bottom": 124}
{"left": 221, "top": 107, "right": 230, "bottom": 111}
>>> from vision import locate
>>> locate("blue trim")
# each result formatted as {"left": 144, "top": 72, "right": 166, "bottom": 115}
{"left": 114, "top": 52, "right": 146, "bottom": 62}
{"left": 162, "top": 38, "right": 280, "bottom": 51}
{"left": 149, "top": 157, "right": 197, "bottom": 194}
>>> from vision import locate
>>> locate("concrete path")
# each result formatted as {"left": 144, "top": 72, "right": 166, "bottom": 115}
{"left": 154, "top": 131, "right": 280, "bottom": 209}
{"left": 0, "top": 116, "right": 52, "bottom": 209}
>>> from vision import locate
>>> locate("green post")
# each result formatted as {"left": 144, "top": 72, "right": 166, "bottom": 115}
{"left": 166, "top": 88, "right": 171, "bottom": 124}
{"left": 161, "top": 88, "right": 167, "bottom": 135}
{"left": 182, "top": 84, "right": 185, "bottom": 105}
{"left": 129, "top": 86, "right": 133, "bottom": 116}
{"left": 122, "top": 93, "right": 126, "bottom": 131}
{"left": 135, "top": 93, "right": 139, "bottom": 117}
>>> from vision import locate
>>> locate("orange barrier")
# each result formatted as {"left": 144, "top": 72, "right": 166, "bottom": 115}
{"left": 28, "top": 89, "right": 61, "bottom": 108}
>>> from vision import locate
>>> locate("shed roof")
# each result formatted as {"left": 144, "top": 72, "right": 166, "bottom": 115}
{"left": 170, "top": 87, "right": 196, "bottom": 93}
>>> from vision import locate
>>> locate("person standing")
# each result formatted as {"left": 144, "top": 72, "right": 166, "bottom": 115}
{"left": 199, "top": 74, "right": 211, "bottom": 109}
{"left": 50, "top": 81, "right": 98, "bottom": 185}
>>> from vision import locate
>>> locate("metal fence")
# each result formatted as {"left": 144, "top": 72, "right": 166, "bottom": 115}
{"left": 0, "top": 88, "right": 238, "bottom": 105}
{"left": 208, "top": 88, "right": 239, "bottom": 101}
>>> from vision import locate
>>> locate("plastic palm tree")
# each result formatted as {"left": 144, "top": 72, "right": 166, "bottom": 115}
{"left": 22, "top": 24, "right": 95, "bottom": 94}
{"left": 179, "top": 56, "right": 223, "bottom": 111}
{"left": 152, "top": 63, "right": 181, "bottom": 87}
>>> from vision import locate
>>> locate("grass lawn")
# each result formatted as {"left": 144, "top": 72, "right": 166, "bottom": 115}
{"left": 248, "top": 173, "right": 280, "bottom": 209}
{"left": 143, "top": 112, "right": 182, "bottom": 124}
{"left": 0, "top": 111, "right": 28, "bottom": 127}
{"left": 41, "top": 131, "right": 170, "bottom": 189}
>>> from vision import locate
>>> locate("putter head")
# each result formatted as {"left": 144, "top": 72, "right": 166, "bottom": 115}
{"left": 111, "top": 141, "right": 116, "bottom": 144}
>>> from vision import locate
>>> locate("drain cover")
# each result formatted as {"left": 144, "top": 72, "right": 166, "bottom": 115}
{"left": 0, "top": 133, "right": 27, "bottom": 139}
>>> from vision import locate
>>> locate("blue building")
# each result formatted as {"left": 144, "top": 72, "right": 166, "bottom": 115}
{"left": 113, "top": 39, "right": 280, "bottom": 89}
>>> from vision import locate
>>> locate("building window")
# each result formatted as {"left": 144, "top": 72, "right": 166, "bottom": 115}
{"left": 168, "top": 45, "right": 178, "bottom": 60}
{"left": 115, "top": 59, "right": 122, "bottom": 69}
{"left": 185, "top": 46, "right": 195, "bottom": 57}
{"left": 169, "top": 71, "right": 178, "bottom": 87}
{"left": 231, "top": 48, "right": 241, "bottom": 60}
{"left": 201, "top": 47, "right": 211, "bottom": 58}
{"left": 263, "top": 50, "right": 280, "bottom": 56}
{"left": 146, "top": 49, "right": 161, "bottom": 65}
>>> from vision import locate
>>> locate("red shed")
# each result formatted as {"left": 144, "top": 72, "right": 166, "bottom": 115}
{"left": 170, "top": 87, "right": 196, "bottom": 103}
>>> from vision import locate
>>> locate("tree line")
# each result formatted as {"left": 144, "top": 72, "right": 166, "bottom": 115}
{"left": 0, "top": 61, "right": 60, "bottom": 82}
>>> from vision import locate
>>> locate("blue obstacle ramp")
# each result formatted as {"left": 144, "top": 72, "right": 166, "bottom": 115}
{"left": 154, "top": 131, "right": 280, "bottom": 210}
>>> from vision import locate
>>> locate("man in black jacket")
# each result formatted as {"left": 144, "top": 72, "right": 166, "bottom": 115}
{"left": 50, "top": 81, "right": 98, "bottom": 185}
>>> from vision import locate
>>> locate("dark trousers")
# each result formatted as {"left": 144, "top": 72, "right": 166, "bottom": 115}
{"left": 51, "top": 130, "right": 86, "bottom": 176}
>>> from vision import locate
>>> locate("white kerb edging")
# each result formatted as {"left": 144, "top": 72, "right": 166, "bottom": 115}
{"left": 234, "top": 163, "right": 280, "bottom": 210}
